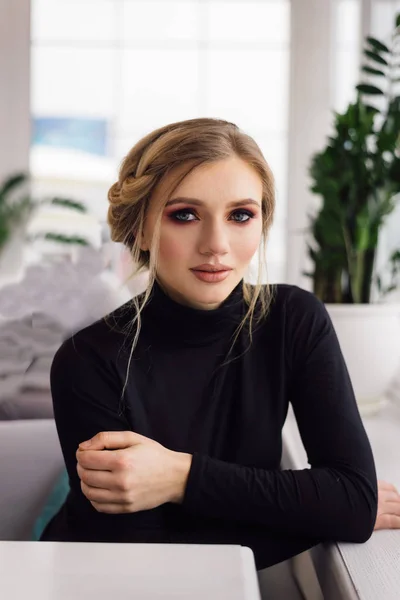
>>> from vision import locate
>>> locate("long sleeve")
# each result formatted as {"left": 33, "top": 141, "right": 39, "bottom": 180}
{"left": 40, "top": 332, "right": 141, "bottom": 543}
{"left": 43, "top": 327, "right": 174, "bottom": 543}
{"left": 49, "top": 335, "right": 130, "bottom": 505}
{"left": 181, "top": 288, "right": 378, "bottom": 543}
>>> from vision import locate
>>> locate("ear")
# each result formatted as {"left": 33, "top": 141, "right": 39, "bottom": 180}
{"left": 132, "top": 225, "right": 149, "bottom": 252}
{"left": 139, "top": 232, "right": 149, "bottom": 252}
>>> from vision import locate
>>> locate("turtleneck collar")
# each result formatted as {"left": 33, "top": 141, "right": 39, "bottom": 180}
{"left": 143, "top": 278, "right": 246, "bottom": 347}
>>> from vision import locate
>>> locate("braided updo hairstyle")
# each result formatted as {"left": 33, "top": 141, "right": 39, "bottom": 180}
{"left": 106, "top": 117, "right": 276, "bottom": 407}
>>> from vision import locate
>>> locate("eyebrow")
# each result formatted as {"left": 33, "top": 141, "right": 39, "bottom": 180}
{"left": 165, "top": 197, "right": 261, "bottom": 208}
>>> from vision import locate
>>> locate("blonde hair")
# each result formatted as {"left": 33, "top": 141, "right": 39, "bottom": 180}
{"left": 106, "top": 117, "right": 276, "bottom": 409}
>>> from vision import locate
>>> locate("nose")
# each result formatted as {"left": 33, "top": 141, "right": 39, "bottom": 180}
{"left": 197, "top": 218, "right": 230, "bottom": 257}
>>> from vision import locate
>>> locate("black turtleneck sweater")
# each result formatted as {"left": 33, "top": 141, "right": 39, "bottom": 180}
{"left": 41, "top": 281, "right": 378, "bottom": 570}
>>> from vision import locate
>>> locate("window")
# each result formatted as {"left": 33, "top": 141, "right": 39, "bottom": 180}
{"left": 333, "top": 0, "right": 361, "bottom": 113}
{"left": 30, "top": 0, "right": 290, "bottom": 282}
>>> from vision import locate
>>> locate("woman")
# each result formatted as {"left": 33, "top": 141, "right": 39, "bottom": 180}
{"left": 41, "top": 118, "right": 400, "bottom": 572}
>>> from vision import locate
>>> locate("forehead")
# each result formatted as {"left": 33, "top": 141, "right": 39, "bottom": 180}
{"left": 151, "top": 157, "right": 262, "bottom": 208}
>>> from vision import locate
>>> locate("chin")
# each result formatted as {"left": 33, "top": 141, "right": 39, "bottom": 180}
{"left": 159, "top": 270, "right": 241, "bottom": 309}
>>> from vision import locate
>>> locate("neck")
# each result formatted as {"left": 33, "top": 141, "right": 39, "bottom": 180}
{"left": 143, "top": 279, "right": 246, "bottom": 347}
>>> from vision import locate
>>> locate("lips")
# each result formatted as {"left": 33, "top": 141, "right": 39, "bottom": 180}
{"left": 190, "top": 265, "right": 232, "bottom": 273}
{"left": 190, "top": 268, "right": 232, "bottom": 283}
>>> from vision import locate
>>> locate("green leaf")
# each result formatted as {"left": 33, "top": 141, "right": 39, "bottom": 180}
{"left": 364, "top": 104, "right": 381, "bottom": 115}
{"left": 49, "top": 197, "right": 87, "bottom": 212}
{"left": 42, "top": 233, "right": 90, "bottom": 245}
{"left": 364, "top": 50, "right": 389, "bottom": 66}
{"left": 355, "top": 210, "right": 372, "bottom": 251}
{"left": 367, "top": 37, "right": 390, "bottom": 53}
{"left": 362, "top": 65, "right": 386, "bottom": 77}
{"left": 391, "top": 250, "right": 400, "bottom": 262}
{"left": 371, "top": 192, "right": 397, "bottom": 225}
{"left": 396, "top": 13, "right": 400, "bottom": 28}
{"left": 356, "top": 84, "right": 384, "bottom": 95}
{"left": 0, "top": 173, "right": 28, "bottom": 200}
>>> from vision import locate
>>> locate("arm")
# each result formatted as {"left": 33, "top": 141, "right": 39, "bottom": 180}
{"left": 181, "top": 289, "right": 378, "bottom": 543}
{"left": 49, "top": 331, "right": 190, "bottom": 536}
{"left": 49, "top": 333, "right": 131, "bottom": 513}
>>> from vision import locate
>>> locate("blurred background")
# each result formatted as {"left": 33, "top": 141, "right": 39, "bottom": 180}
{"left": 1, "top": 0, "right": 399, "bottom": 291}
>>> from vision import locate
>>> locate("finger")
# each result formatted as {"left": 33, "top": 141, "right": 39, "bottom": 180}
{"left": 375, "top": 514, "right": 400, "bottom": 530}
{"left": 76, "top": 448, "right": 118, "bottom": 471}
{"left": 378, "top": 480, "right": 399, "bottom": 494}
{"left": 77, "top": 463, "right": 115, "bottom": 489}
{"left": 379, "top": 490, "right": 400, "bottom": 503}
{"left": 81, "top": 481, "right": 128, "bottom": 505}
{"left": 382, "top": 501, "right": 400, "bottom": 516}
{"left": 77, "top": 447, "right": 135, "bottom": 471}
{"left": 79, "top": 430, "right": 148, "bottom": 451}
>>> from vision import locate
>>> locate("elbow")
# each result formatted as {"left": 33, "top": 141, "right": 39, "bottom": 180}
{"left": 348, "top": 522, "right": 375, "bottom": 544}
{"left": 348, "top": 517, "right": 375, "bottom": 544}
{"left": 337, "top": 513, "right": 375, "bottom": 544}
{"left": 356, "top": 498, "right": 377, "bottom": 543}
{"left": 342, "top": 483, "right": 378, "bottom": 544}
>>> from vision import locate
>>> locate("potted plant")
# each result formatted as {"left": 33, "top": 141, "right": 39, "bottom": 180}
{"left": 0, "top": 172, "right": 96, "bottom": 282}
{"left": 306, "top": 12, "right": 400, "bottom": 415}
{"left": 0, "top": 172, "right": 91, "bottom": 252}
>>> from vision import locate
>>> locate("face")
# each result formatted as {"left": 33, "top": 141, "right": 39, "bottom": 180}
{"left": 140, "top": 156, "right": 264, "bottom": 310}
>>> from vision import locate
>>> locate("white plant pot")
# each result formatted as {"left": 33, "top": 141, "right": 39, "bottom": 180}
{"left": 325, "top": 303, "right": 400, "bottom": 415}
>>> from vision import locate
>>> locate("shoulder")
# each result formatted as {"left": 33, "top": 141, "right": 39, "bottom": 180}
{"left": 52, "top": 298, "right": 137, "bottom": 373}
{"left": 266, "top": 283, "right": 327, "bottom": 314}
{"left": 267, "top": 284, "right": 335, "bottom": 368}
{"left": 269, "top": 283, "right": 325, "bottom": 312}
{"left": 264, "top": 283, "right": 333, "bottom": 339}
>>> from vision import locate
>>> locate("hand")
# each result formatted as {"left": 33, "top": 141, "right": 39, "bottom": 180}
{"left": 374, "top": 480, "right": 400, "bottom": 530}
{"left": 76, "top": 431, "right": 192, "bottom": 514}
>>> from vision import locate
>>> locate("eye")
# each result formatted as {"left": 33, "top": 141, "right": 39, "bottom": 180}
{"left": 170, "top": 209, "right": 198, "bottom": 222}
{"left": 230, "top": 209, "right": 255, "bottom": 223}
{"left": 168, "top": 208, "right": 255, "bottom": 223}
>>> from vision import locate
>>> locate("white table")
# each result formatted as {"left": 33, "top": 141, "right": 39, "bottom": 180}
{"left": 0, "top": 541, "right": 261, "bottom": 600}
{"left": 282, "top": 401, "right": 400, "bottom": 600}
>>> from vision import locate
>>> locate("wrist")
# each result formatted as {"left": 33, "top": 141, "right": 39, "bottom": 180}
{"left": 169, "top": 451, "right": 192, "bottom": 504}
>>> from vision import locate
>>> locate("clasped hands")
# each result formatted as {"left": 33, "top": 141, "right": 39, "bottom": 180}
{"left": 76, "top": 431, "right": 192, "bottom": 514}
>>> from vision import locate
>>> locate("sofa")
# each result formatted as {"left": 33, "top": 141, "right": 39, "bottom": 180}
{"left": 0, "top": 416, "right": 297, "bottom": 541}
{"left": 0, "top": 248, "right": 140, "bottom": 539}
{"left": 0, "top": 418, "right": 63, "bottom": 540}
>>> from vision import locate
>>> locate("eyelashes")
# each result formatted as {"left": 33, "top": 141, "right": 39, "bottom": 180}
{"left": 168, "top": 208, "right": 256, "bottom": 224}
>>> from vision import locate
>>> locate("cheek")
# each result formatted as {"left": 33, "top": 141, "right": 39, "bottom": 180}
{"left": 236, "top": 223, "right": 263, "bottom": 260}
{"left": 158, "top": 228, "right": 189, "bottom": 262}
